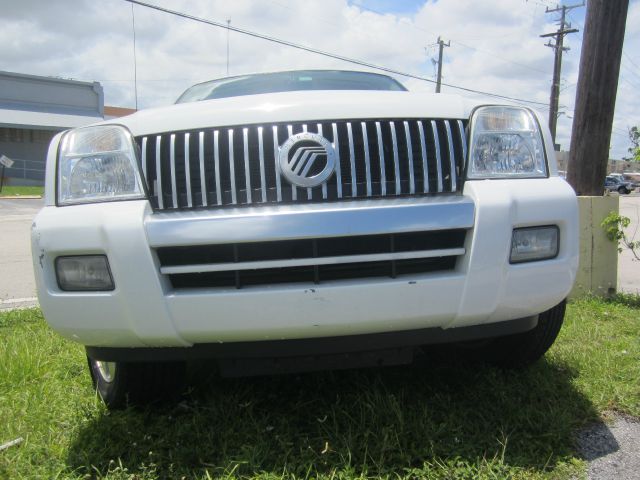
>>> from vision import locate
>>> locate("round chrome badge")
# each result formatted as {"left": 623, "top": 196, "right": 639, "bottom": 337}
{"left": 278, "top": 132, "right": 336, "bottom": 188}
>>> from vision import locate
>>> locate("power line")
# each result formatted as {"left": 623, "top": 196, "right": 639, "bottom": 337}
{"left": 123, "top": 0, "right": 550, "bottom": 107}
{"left": 622, "top": 51, "right": 640, "bottom": 71}
{"left": 612, "top": 126, "right": 630, "bottom": 135}
{"left": 266, "top": 0, "right": 340, "bottom": 29}
{"left": 525, "top": 0, "right": 556, "bottom": 8}
{"left": 451, "top": 40, "right": 549, "bottom": 75}
{"left": 620, "top": 61, "right": 640, "bottom": 82}
{"left": 611, "top": 130, "right": 630, "bottom": 139}
{"left": 356, "top": 2, "right": 552, "bottom": 72}
{"left": 226, "top": 19, "right": 231, "bottom": 76}
{"left": 619, "top": 73, "right": 640, "bottom": 90}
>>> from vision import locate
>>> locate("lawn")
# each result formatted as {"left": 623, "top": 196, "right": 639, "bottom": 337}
{"left": 1, "top": 297, "right": 638, "bottom": 479}
{"left": 0, "top": 186, "right": 44, "bottom": 197}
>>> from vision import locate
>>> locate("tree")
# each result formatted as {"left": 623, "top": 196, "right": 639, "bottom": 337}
{"left": 627, "top": 126, "right": 640, "bottom": 162}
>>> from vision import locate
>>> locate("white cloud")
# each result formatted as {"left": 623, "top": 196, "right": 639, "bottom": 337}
{"left": 0, "top": 0, "right": 638, "bottom": 158}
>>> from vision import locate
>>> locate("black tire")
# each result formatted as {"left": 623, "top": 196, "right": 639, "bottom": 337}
{"left": 618, "top": 186, "right": 629, "bottom": 195}
{"left": 479, "top": 300, "right": 567, "bottom": 368}
{"left": 87, "top": 353, "right": 186, "bottom": 409}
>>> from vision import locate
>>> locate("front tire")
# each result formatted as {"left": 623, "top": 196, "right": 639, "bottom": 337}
{"left": 618, "top": 186, "right": 629, "bottom": 195}
{"left": 480, "top": 300, "right": 567, "bottom": 368}
{"left": 87, "top": 353, "right": 185, "bottom": 409}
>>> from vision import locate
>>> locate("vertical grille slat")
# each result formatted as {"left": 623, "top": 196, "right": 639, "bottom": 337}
{"left": 318, "top": 123, "right": 328, "bottom": 199}
{"left": 457, "top": 120, "right": 468, "bottom": 169}
{"left": 287, "top": 124, "right": 296, "bottom": 201}
{"left": 302, "top": 124, "right": 312, "bottom": 200}
{"left": 361, "top": 122, "right": 372, "bottom": 197}
{"left": 346, "top": 122, "right": 357, "bottom": 197}
{"left": 155, "top": 136, "right": 163, "bottom": 209}
{"left": 430, "top": 120, "right": 444, "bottom": 193}
{"left": 169, "top": 134, "right": 178, "bottom": 208}
{"left": 375, "top": 122, "right": 387, "bottom": 196}
{"left": 141, "top": 137, "right": 148, "bottom": 189}
{"left": 214, "top": 130, "right": 222, "bottom": 205}
{"left": 228, "top": 129, "right": 237, "bottom": 205}
{"left": 403, "top": 121, "right": 416, "bottom": 195}
{"left": 272, "top": 125, "right": 283, "bottom": 202}
{"left": 184, "top": 133, "right": 193, "bottom": 208}
{"left": 242, "top": 127, "right": 252, "bottom": 204}
{"left": 444, "top": 121, "right": 457, "bottom": 193}
{"left": 198, "top": 132, "right": 207, "bottom": 207}
{"left": 258, "top": 126, "right": 267, "bottom": 203}
{"left": 331, "top": 122, "right": 343, "bottom": 199}
{"left": 140, "top": 118, "right": 466, "bottom": 211}
{"left": 389, "top": 121, "right": 401, "bottom": 195}
{"left": 417, "top": 122, "right": 429, "bottom": 193}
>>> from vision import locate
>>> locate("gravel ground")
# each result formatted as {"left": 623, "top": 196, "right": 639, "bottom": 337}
{"left": 576, "top": 413, "right": 640, "bottom": 480}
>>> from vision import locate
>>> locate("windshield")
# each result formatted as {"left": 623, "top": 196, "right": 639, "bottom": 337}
{"left": 176, "top": 70, "right": 407, "bottom": 103}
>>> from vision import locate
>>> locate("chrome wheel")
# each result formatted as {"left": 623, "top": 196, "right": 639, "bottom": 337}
{"left": 95, "top": 360, "right": 117, "bottom": 383}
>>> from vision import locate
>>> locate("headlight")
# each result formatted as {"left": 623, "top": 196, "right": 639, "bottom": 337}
{"left": 57, "top": 125, "right": 145, "bottom": 205}
{"left": 468, "top": 106, "right": 547, "bottom": 179}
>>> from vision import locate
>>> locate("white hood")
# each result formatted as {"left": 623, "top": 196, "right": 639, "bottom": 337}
{"left": 106, "top": 90, "right": 489, "bottom": 137}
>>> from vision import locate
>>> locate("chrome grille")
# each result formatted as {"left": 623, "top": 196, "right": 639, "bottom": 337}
{"left": 137, "top": 119, "right": 468, "bottom": 210}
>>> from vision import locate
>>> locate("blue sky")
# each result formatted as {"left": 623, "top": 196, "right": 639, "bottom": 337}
{"left": 350, "top": 0, "right": 426, "bottom": 15}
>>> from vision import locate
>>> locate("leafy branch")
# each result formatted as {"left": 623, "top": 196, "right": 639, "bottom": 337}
{"left": 626, "top": 126, "right": 640, "bottom": 162}
{"left": 601, "top": 212, "right": 640, "bottom": 261}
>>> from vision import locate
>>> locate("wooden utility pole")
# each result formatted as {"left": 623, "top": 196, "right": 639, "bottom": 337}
{"left": 566, "top": 0, "right": 629, "bottom": 196}
{"left": 540, "top": 3, "right": 581, "bottom": 145}
{"left": 435, "top": 36, "right": 449, "bottom": 93}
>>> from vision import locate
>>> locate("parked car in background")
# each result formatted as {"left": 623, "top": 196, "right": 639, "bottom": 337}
{"left": 605, "top": 175, "right": 635, "bottom": 194}
{"left": 622, "top": 172, "right": 640, "bottom": 188}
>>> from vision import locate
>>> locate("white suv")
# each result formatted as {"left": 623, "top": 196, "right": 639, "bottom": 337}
{"left": 31, "top": 70, "right": 578, "bottom": 408}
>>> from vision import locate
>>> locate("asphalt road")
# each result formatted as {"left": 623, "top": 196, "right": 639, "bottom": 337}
{"left": 577, "top": 413, "right": 640, "bottom": 480}
{"left": 0, "top": 197, "right": 41, "bottom": 310}
{"left": 618, "top": 194, "right": 640, "bottom": 294}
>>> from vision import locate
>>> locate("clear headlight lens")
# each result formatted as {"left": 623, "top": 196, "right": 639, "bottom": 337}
{"left": 468, "top": 106, "right": 547, "bottom": 179}
{"left": 57, "top": 125, "right": 145, "bottom": 205}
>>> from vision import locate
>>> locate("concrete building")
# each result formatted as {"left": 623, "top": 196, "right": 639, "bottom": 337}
{"left": 104, "top": 105, "right": 136, "bottom": 120}
{"left": 0, "top": 71, "right": 104, "bottom": 186}
{"left": 555, "top": 150, "right": 639, "bottom": 175}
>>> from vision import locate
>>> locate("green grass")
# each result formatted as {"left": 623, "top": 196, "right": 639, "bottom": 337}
{"left": 0, "top": 186, "right": 44, "bottom": 197}
{"left": 1, "top": 298, "right": 638, "bottom": 479}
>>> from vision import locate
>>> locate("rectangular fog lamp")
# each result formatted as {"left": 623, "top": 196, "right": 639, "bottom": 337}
{"left": 510, "top": 226, "right": 559, "bottom": 264}
{"left": 55, "top": 255, "right": 115, "bottom": 291}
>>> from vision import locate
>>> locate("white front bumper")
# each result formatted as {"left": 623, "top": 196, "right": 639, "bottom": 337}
{"left": 31, "top": 177, "right": 578, "bottom": 348}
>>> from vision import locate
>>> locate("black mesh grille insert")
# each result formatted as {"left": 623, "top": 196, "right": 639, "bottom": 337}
{"left": 157, "top": 229, "right": 466, "bottom": 289}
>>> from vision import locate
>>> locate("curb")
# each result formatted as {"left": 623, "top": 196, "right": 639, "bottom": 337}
{"left": 0, "top": 195, "right": 42, "bottom": 199}
{"left": 0, "top": 297, "right": 39, "bottom": 311}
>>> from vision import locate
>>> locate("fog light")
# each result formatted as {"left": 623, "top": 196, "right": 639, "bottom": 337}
{"left": 510, "top": 226, "right": 559, "bottom": 264}
{"left": 55, "top": 255, "right": 115, "bottom": 291}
